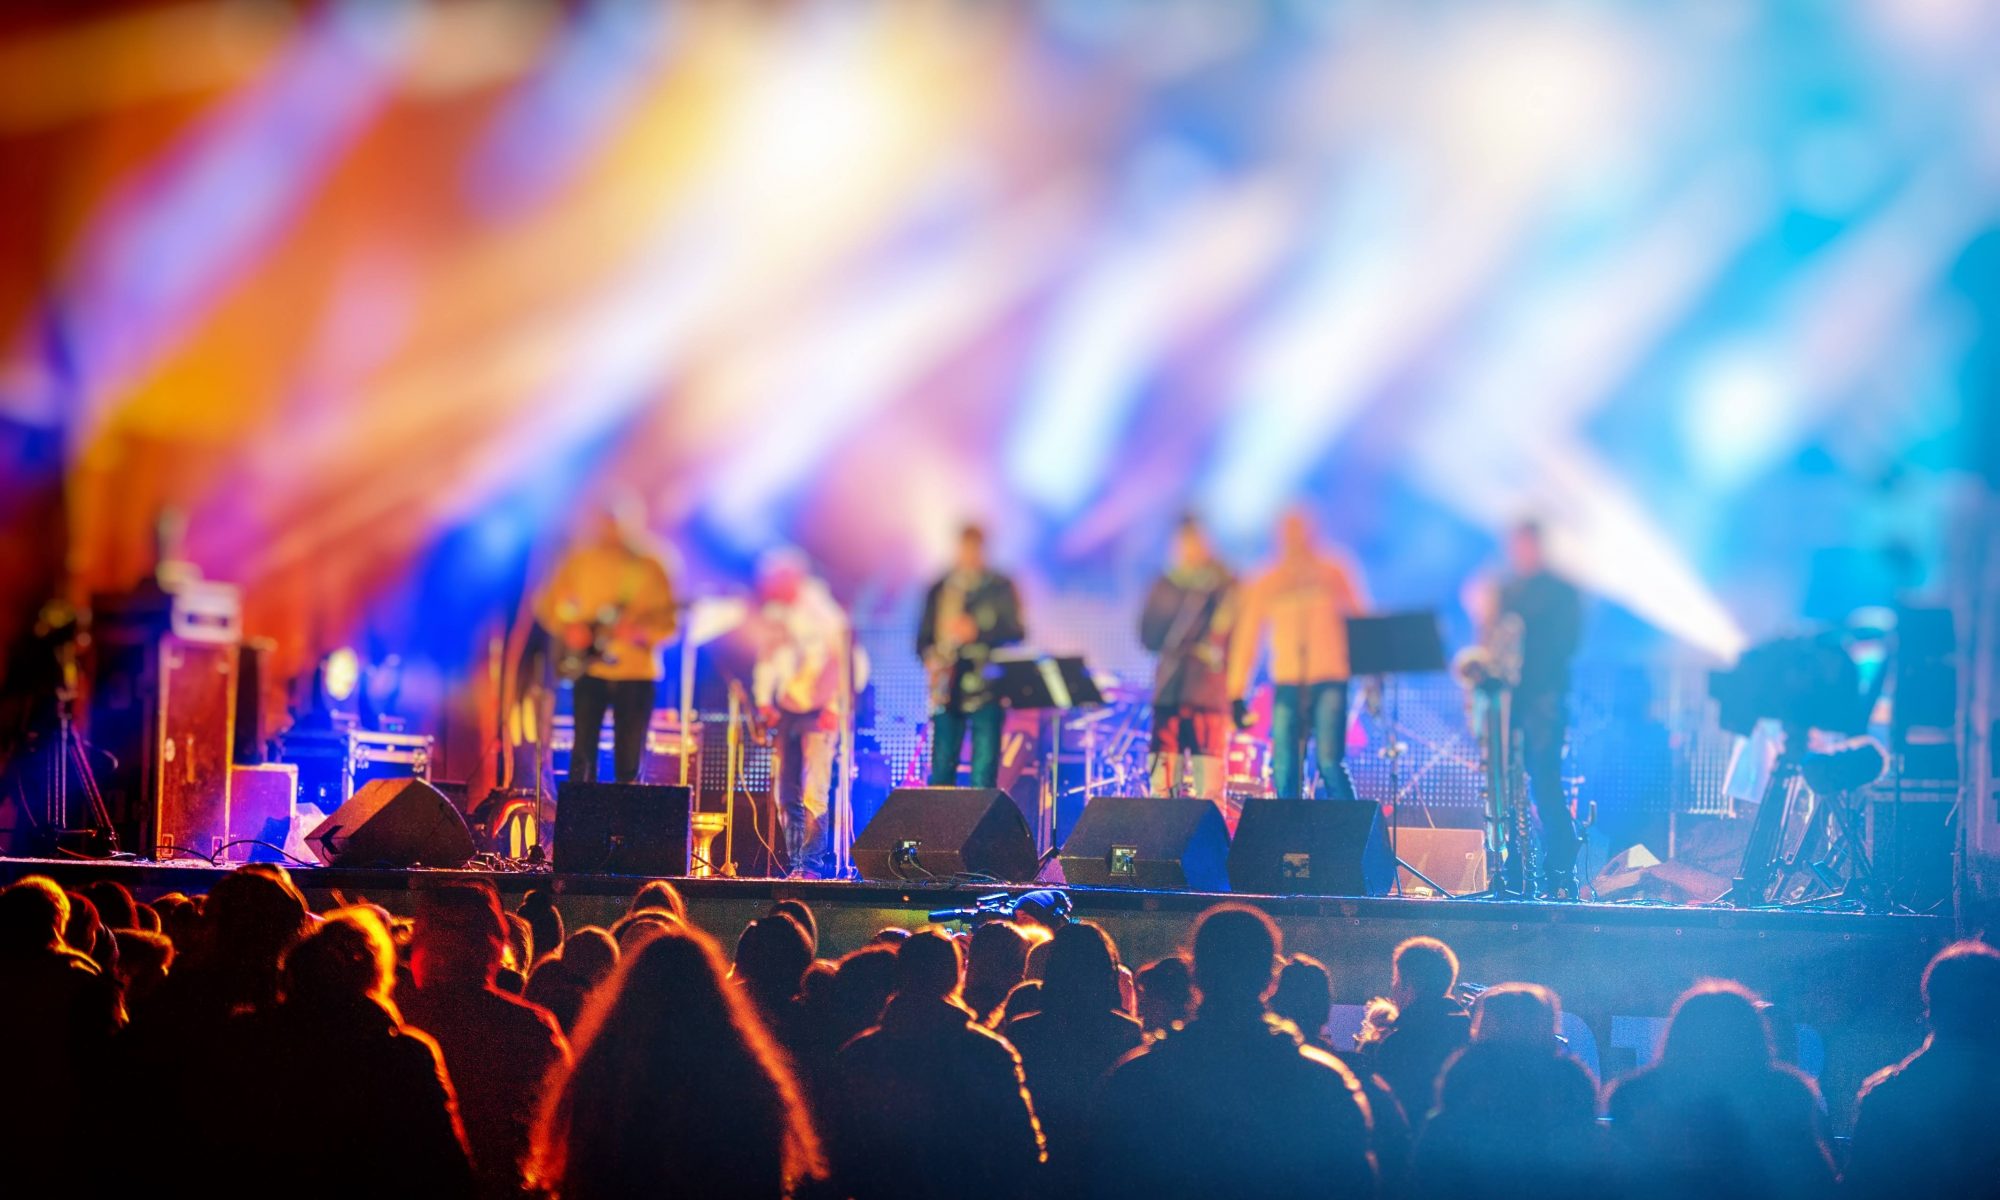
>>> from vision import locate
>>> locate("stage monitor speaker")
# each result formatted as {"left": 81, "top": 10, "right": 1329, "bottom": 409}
{"left": 1227, "top": 798, "right": 1393, "bottom": 897}
{"left": 307, "top": 778, "right": 476, "bottom": 868}
{"left": 1059, "top": 796, "right": 1230, "bottom": 892}
{"left": 553, "top": 782, "right": 693, "bottom": 876}
{"left": 851, "top": 788, "right": 1038, "bottom": 883}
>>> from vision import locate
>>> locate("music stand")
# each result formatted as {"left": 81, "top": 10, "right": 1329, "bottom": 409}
{"left": 987, "top": 656, "right": 1106, "bottom": 858}
{"left": 1346, "top": 612, "right": 1449, "bottom": 897}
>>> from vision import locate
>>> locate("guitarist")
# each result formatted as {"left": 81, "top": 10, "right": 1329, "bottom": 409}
{"left": 918, "top": 523, "right": 1024, "bottom": 789}
{"left": 535, "top": 497, "right": 677, "bottom": 784}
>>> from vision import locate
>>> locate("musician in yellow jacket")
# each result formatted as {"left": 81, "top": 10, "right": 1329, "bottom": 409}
{"left": 1227, "top": 509, "right": 1371, "bottom": 800}
{"left": 535, "top": 499, "right": 677, "bottom": 784}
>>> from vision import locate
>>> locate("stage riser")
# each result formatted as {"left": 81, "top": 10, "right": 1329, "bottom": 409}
{"left": 2, "top": 858, "right": 1944, "bottom": 1131}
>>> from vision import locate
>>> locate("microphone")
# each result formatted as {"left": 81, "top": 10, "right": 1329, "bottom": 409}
{"left": 927, "top": 889, "right": 1073, "bottom": 930}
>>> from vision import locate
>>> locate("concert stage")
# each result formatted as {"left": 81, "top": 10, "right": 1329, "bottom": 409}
{"left": 2, "top": 855, "right": 1948, "bottom": 1131}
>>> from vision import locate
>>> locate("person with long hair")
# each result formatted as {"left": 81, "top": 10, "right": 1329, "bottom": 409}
{"left": 532, "top": 922, "right": 824, "bottom": 1199}
{"left": 1002, "top": 921, "right": 1144, "bottom": 1185}
{"left": 232, "top": 907, "right": 474, "bottom": 1198}
{"left": 1605, "top": 980, "right": 1833, "bottom": 1200}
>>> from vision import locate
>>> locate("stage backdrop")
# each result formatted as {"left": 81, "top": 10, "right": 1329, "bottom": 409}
{"left": 1, "top": 0, "right": 1995, "bottom": 799}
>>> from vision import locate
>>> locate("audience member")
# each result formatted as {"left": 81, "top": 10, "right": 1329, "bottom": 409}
{"left": 1843, "top": 940, "right": 2000, "bottom": 1198}
{"left": 1361, "top": 935, "right": 1471, "bottom": 1123}
{"left": 400, "top": 884, "right": 571, "bottom": 1199}
{"left": 532, "top": 923, "right": 824, "bottom": 1198}
{"left": 499, "top": 911, "right": 534, "bottom": 994}
{"left": 871, "top": 926, "right": 911, "bottom": 945}
{"left": 1411, "top": 982, "right": 1600, "bottom": 1200}
{"left": 64, "top": 888, "right": 114, "bottom": 974}
{"left": 734, "top": 914, "right": 814, "bottom": 1032}
{"left": 1003, "top": 921, "right": 1144, "bottom": 1185}
{"left": 1269, "top": 953, "right": 1412, "bottom": 1191}
{"left": 0, "top": 877, "right": 124, "bottom": 1186}
{"left": 132, "top": 900, "right": 161, "bottom": 933}
{"left": 792, "top": 944, "right": 899, "bottom": 1114}
{"left": 114, "top": 928, "right": 176, "bottom": 1018}
{"left": 523, "top": 926, "right": 620, "bottom": 1035}
{"left": 1606, "top": 980, "right": 1834, "bottom": 1200}
{"left": 231, "top": 908, "right": 473, "bottom": 1198}
{"left": 769, "top": 898, "right": 819, "bottom": 958}
{"left": 627, "top": 879, "right": 687, "bottom": 922}
{"left": 964, "top": 920, "right": 1033, "bottom": 1025}
{"left": 608, "top": 909, "right": 678, "bottom": 948}
{"left": 1000, "top": 977, "right": 1044, "bottom": 1025}
{"left": 518, "top": 889, "right": 564, "bottom": 961}
{"left": 1088, "top": 904, "right": 1375, "bottom": 1200}
{"left": 1135, "top": 954, "right": 1195, "bottom": 1034}
{"left": 79, "top": 879, "right": 140, "bottom": 933}
{"left": 829, "top": 929, "right": 1045, "bottom": 1200}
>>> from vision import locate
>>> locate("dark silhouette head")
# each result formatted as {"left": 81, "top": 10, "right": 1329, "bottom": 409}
{"left": 63, "top": 891, "right": 104, "bottom": 962}
{"left": 734, "top": 916, "right": 813, "bottom": 1015}
{"left": 964, "top": 921, "right": 1032, "bottom": 1020}
{"left": 816, "top": 944, "right": 899, "bottom": 1047}
{"left": 204, "top": 866, "right": 312, "bottom": 977}
{"left": 629, "top": 880, "right": 686, "bottom": 922}
{"left": 1270, "top": 954, "right": 1334, "bottom": 1042}
{"left": 534, "top": 923, "right": 824, "bottom": 1196}
{"left": 1660, "top": 980, "right": 1774, "bottom": 1073}
{"left": 1391, "top": 936, "right": 1459, "bottom": 1007}
{"left": 282, "top": 908, "right": 397, "bottom": 1015}
{"left": 0, "top": 875, "right": 70, "bottom": 955}
{"left": 519, "top": 889, "right": 564, "bottom": 960}
{"left": 1191, "top": 903, "right": 1280, "bottom": 1011}
{"left": 1136, "top": 954, "right": 1195, "bottom": 1032}
{"left": 1472, "top": 982, "right": 1563, "bottom": 1047}
{"left": 768, "top": 899, "right": 818, "bottom": 957}
{"left": 894, "top": 929, "right": 963, "bottom": 1002}
{"left": 412, "top": 882, "right": 508, "bottom": 987}
{"left": 1041, "top": 921, "right": 1122, "bottom": 1016}
{"left": 79, "top": 880, "right": 139, "bottom": 931}
{"left": 561, "top": 927, "right": 620, "bottom": 989}
{"left": 610, "top": 910, "right": 679, "bottom": 949}
{"left": 1922, "top": 940, "right": 2000, "bottom": 1045}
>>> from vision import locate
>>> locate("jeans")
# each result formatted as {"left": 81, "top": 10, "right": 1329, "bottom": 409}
{"left": 1270, "top": 680, "right": 1355, "bottom": 800}
{"left": 1516, "top": 689, "right": 1579, "bottom": 884}
{"left": 928, "top": 705, "right": 1003, "bottom": 789}
{"left": 775, "top": 709, "right": 834, "bottom": 875}
{"left": 571, "top": 677, "right": 654, "bottom": 784}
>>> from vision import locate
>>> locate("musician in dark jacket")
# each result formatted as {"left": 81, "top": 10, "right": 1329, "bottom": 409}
{"left": 918, "top": 523, "right": 1025, "bottom": 789}
{"left": 1138, "top": 515, "right": 1236, "bottom": 803}
{"left": 1494, "top": 519, "right": 1583, "bottom": 896}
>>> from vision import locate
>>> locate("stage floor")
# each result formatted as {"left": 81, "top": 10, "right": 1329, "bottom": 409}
{"left": 2, "top": 855, "right": 1950, "bottom": 1132}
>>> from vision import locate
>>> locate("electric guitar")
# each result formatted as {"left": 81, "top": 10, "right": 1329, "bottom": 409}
{"left": 554, "top": 607, "right": 623, "bottom": 682}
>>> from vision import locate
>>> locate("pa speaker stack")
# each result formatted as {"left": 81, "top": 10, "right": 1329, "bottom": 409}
{"left": 1058, "top": 795, "right": 1230, "bottom": 891}
{"left": 307, "top": 779, "right": 477, "bottom": 868}
{"left": 851, "top": 788, "right": 1039, "bottom": 882}
{"left": 553, "top": 782, "right": 693, "bottom": 876}
{"left": 1227, "top": 798, "right": 1392, "bottom": 896}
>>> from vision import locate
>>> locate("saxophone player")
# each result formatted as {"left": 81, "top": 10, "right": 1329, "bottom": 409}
{"left": 917, "top": 523, "right": 1025, "bottom": 789}
{"left": 1480, "top": 519, "right": 1585, "bottom": 899}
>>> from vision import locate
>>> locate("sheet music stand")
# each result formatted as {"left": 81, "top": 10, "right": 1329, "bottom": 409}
{"left": 987, "top": 656, "right": 1106, "bottom": 857}
{"left": 1345, "top": 612, "right": 1449, "bottom": 897}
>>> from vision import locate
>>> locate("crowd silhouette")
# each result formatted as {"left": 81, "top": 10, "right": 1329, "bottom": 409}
{"left": 0, "top": 865, "right": 1990, "bottom": 1199}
